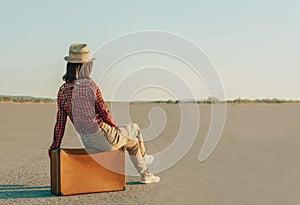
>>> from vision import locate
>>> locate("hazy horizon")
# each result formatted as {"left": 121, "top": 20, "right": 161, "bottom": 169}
{"left": 1, "top": 94, "right": 299, "bottom": 102}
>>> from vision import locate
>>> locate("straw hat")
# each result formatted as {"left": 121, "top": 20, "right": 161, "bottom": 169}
{"left": 64, "top": 43, "right": 96, "bottom": 63}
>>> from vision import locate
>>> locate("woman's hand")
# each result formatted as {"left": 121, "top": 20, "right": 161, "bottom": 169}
{"left": 48, "top": 148, "right": 53, "bottom": 158}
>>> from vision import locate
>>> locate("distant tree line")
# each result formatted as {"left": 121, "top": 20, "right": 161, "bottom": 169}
{"left": 151, "top": 97, "right": 300, "bottom": 104}
{"left": 0, "top": 95, "right": 55, "bottom": 103}
{"left": 1, "top": 95, "right": 299, "bottom": 104}
{"left": 226, "top": 97, "right": 299, "bottom": 104}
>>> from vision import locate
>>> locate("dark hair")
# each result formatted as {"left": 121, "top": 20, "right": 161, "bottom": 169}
{"left": 63, "top": 63, "right": 82, "bottom": 83}
{"left": 63, "top": 62, "right": 93, "bottom": 83}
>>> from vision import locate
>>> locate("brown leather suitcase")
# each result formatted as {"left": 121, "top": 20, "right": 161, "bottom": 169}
{"left": 50, "top": 148, "right": 126, "bottom": 195}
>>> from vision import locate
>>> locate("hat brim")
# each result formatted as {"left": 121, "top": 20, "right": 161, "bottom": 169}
{"left": 64, "top": 56, "right": 96, "bottom": 63}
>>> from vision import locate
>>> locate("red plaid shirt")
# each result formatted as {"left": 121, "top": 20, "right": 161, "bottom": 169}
{"left": 50, "top": 79, "right": 117, "bottom": 150}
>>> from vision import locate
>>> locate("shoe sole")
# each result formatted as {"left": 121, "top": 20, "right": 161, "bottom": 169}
{"left": 141, "top": 178, "right": 160, "bottom": 184}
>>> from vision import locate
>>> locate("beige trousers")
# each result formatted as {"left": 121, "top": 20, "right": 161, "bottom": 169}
{"left": 80, "top": 122, "right": 148, "bottom": 174}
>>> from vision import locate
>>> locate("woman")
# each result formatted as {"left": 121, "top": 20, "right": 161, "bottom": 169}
{"left": 49, "top": 43, "right": 160, "bottom": 184}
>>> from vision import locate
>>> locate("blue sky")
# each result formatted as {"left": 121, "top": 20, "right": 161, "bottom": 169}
{"left": 0, "top": 0, "right": 299, "bottom": 100}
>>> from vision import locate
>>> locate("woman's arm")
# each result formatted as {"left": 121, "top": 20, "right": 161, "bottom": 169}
{"left": 95, "top": 86, "right": 118, "bottom": 128}
{"left": 49, "top": 89, "right": 67, "bottom": 151}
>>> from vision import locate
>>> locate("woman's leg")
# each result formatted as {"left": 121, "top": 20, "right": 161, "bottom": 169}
{"left": 100, "top": 122, "right": 148, "bottom": 174}
{"left": 119, "top": 123, "right": 147, "bottom": 157}
{"left": 101, "top": 122, "right": 160, "bottom": 183}
{"left": 124, "top": 137, "right": 148, "bottom": 174}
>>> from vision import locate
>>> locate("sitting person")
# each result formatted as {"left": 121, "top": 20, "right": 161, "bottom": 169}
{"left": 49, "top": 43, "right": 160, "bottom": 184}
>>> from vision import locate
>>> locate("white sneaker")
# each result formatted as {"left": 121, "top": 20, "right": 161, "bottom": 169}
{"left": 141, "top": 171, "right": 160, "bottom": 184}
{"left": 143, "top": 154, "right": 154, "bottom": 165}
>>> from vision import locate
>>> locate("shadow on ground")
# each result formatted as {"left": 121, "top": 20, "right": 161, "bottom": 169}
{"left": 0, "top": 184, "right": 55, "bottom": 199}
{"left": 0, "top": 182, "right": 143, "bottom": 199}
{"left": 126, "top": 181, "right": 142, "bottom": 185}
